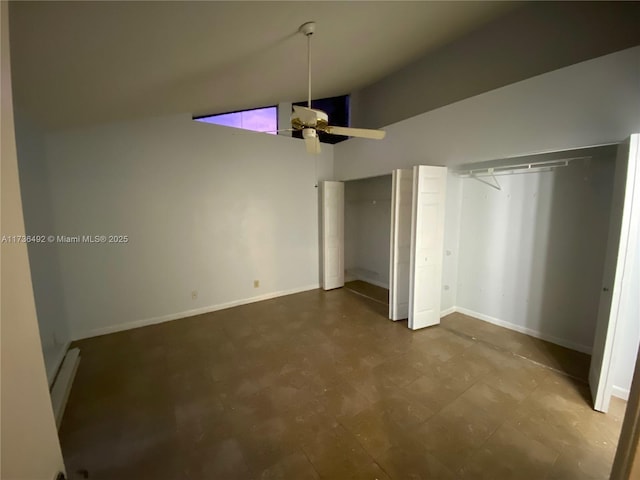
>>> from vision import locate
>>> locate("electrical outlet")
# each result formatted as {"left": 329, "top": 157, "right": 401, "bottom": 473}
{"left": 254, "top": 280, "right": 260, "bottom": 288}
{"left": 191, "top": 290, "right": 198, "bottom": 300}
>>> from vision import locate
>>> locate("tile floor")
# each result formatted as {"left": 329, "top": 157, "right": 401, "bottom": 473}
{"left": 60, "top": 286, "right": 626, "bottom": 479}
{"left": 345, "top": 280, "right": 389, "bottom": 305}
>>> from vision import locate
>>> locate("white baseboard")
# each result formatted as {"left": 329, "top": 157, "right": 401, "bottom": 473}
{"left": 612, "top": 385, "right": 630, "bottom": 401}
{"left": 344, "top": 273, "right": 357, "bottom": 283}
{"left": 73, "top": 284, "right": 320, "bottom": 340}
{"left": 73, "top": 293, "right": 593, "bottom": 357}
{"left": 453, "top": 306, "right": 593, "bottom": 354}
{"left": 51, "top": 348, "right": 80, "bottom": 430}
{"left": 366, "top": 278, "right": 389, "bottom": 290}
{"left": 46, "top": 340, "right": 71, "bottom": 388}
{"left": 440, "top": 306, "right": 456, "bottom": 318}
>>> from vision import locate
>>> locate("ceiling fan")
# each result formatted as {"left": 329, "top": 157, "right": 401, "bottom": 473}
{"left": 292, "top": 21, "right": 386, "bottom": 154}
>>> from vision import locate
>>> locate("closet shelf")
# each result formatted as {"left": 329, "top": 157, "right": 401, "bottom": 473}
{"left": 452, "top": 143, "right": 619, "bottom": 191}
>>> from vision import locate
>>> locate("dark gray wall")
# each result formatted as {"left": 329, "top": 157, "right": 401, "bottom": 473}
{"left": 351, "top": 1, "right": 640, "bottom": 129}
{"left": 14, "top": 112, "right": 70, "bottom": 381}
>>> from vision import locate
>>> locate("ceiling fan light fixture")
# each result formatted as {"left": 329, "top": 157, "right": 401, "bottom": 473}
{"left": 288, "top": 20, "right": 386, "bottom": 153}
{"left": 302, "top": 128, "right": 317, "bottom": 140}
{"left": 302, "top": 128, "right": 320, "bottom": 154}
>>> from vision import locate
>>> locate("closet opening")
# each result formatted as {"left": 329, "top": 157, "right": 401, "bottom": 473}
{"left": 344, "top": 174, "right": 392, "bottom": 310}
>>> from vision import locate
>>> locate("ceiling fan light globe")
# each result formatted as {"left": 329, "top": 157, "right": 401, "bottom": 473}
{"left": 302, "top": 128, "right": 317, "bottom": 139}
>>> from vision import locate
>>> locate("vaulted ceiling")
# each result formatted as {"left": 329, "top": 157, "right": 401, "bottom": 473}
{"left": 9, "top": 1, "right": 515, "bottom": 130}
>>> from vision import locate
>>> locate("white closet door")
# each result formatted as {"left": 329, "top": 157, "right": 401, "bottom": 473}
{"left": 389, "top": 169, "right": 413, "bottom": 320}
{"left": 320, "top": 181, "right": 345, "bottom": 291}
{"left": 408, "top": 165, "right": 447, "bottom": 330}
{"left": 590, "top": 134, "right": 640, "bottom": 413}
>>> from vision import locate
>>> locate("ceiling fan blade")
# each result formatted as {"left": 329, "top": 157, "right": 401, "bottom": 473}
{"left": 292, "top": 105, "right": 308, "bottom": 114}
{"left": 264, "top": 128, "right": 295, "bottom": 133}
{"left": 231, "top": 128, "right": 293, "bottom": 135}
{"left": 292, "top": 105, "right": 318, "bottom": 127}
{"left": 304, "top": 135, "right": 321, "bottom": 154}
{"left": 291, "top": 105, "right": 329, "bottom": 128}
{"left": 325, "top": 126, "right": 386, "bottom": 140}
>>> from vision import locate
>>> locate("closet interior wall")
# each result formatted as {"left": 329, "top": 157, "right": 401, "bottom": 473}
{"left": 456, "top": 155, "right": 617, "bottom": 355}
{"left": 344, "top": 175, "right": 392, "bottom": 289}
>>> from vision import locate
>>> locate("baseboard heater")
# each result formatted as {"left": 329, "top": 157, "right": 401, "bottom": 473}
{"left": 50, "top": 348, "right": 80, "bottom": 429}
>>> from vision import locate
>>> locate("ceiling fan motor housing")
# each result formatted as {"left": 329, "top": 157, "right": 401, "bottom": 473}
{"left": 291, "top": 107, "right": 328, "bottom": 130}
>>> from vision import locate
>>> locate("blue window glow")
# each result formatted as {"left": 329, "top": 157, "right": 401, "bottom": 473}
{"left": 194, "top": 106, "right": 277, "bottom": 134}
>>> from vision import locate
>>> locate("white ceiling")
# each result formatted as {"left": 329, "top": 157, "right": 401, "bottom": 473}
{"left": 9, "top": 1, "right": 515, "bottom": 130}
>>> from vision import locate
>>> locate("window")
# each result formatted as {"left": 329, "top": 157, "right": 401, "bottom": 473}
{"left": 194, "top": 106, "right": 277, "bottom": 134}
{"left": 193, "top": 95, "right": 349, "bottom": 142}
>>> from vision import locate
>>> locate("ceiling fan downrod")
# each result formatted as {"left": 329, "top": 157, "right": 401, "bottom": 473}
{"left": 299, "top": 22, "right": 316, "bottom": 108}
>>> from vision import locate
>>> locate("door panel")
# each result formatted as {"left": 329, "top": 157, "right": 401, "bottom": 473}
{"left": 321, "top": 181, "right": 344, "bottom": 290}
{"left": 409, "top": 165, "right": 447, "bottom": 330}
{"left": 415, "top": 265, "right": 438, "bottom": 312}
{"left": 420, "top": 205, "right": 438, "bottom": 248}
{"left": 590, "top": 135, "right": 640, "bottom": 412}
{"left": 389, "top": 169, "right": 413, "bottom": 320}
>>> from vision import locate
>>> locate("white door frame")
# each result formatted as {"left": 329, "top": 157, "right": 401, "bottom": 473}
{"left": 590, "top": 134, "right": 640, "bottom": 412}
{"left": 389, "top": 169, "right": 413, "bottom": 320}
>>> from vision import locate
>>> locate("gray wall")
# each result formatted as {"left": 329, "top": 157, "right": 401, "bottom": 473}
{"left": 336, "top": 46, "right": 640, "bottom": 180}
{"left": 14, "top": 113, "right": 70, "bottom": 383}
{"left": 43, "top": 114, "right": 333, "bottom": 340}
{"left": 351, "top": 1, "right": 640, "bottom": 129}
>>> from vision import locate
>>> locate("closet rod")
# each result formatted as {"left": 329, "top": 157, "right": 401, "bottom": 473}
{"left": 457, "top": 155, "right": 589, "bottom": 178}
{"left": 455, "top": 155, "right": 591, "bottom": 191}
{"left": 471, "top": 169, "right": 502, "bottom": 190}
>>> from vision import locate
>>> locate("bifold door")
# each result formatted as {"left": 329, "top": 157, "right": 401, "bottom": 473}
{"left": 389, "top": 169, "right": 414, "bottom": 320}
{"left": 320, "top": 181, "right": 345, "bottom": 290}
{"left": 589, "top": 134, "right": 640, "bottom": 413}
{"left": 408, "top": 165, "right": 447, "bottom": 330}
